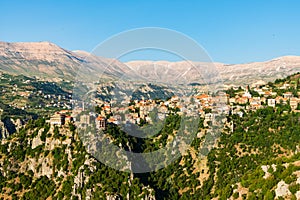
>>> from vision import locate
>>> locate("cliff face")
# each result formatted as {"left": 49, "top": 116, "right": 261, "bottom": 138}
{"left": 0, "top": 121, "right": 9, "bottom": 139}
{"left": 0, "top": 118, "right": 24, "bottom": 139}
{"left": 0, "top": 121, "right": 156, "bottom": 199}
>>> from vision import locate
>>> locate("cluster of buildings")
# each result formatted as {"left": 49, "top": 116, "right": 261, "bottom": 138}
{"left": 228, "top": 84, "right": 300, "bottom": 115}
{"left": 46, "top": 79, "right": 300, "bottom": 130}
{"left": 70, "top": 92, "right": 229, "bottom": 130}
{"left": 0, "top": 73, "right": 72, "bottom": 110}
{"left": 77, "top": 114, "right": 107, "bottom": 129}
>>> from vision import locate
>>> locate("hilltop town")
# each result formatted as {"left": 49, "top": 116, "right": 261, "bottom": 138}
{"left": 2, "top": 70, "right": 299, "bottom": 137}
{"left": 47, "top": 73, "right": 300, "bottom": 134}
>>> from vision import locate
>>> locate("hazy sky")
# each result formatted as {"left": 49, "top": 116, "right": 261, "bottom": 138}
{"left": 1, "top": 0, "right": 300, "bottom": 63}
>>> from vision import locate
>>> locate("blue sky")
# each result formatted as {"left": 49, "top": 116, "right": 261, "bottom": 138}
{"left": 1, "top": 0, "right": 300, "bottom": 63}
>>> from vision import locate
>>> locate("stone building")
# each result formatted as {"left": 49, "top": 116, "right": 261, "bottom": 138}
{"left": 49, "top": 112, "right": 65, "bottom": 125}
{"left": 80, "top": 114, "right": 94, "bottom": 125}
{"left": 290, "top": 98, "right": 298, "bottom": 110}
{"left": 95, "top": 116, "right": 106, "bottom": 129}
{"left": 267, "top": 99, "right": 276, "bottom": 107}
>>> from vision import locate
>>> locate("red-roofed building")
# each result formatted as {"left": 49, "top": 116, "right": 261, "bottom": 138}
{"left": 96, "top": 116, "right": 106, "bottom": 129}
{"left": 195, "top": 94, "right": 209, "bottom": 100}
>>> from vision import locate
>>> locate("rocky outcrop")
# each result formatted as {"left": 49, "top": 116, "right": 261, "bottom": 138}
{"left": 2, "top": 118, "right": 16, "bottom": 135}
{"left": 261, "top": 164, "right": 276, "bottom": 179}
{"left": 31, "top": 128, "right": 44, "bottom": 149}
{"left": 0, "top": 121, "right": 9, "bottom": 139}
{"left": 12, "top": 118, "right": 24, "bottom": 132}
{"left": 106, "top": 195, "right": 121, "bottom": 200}
{"left": 296, "top": 191, "right": 300, "bottom": 200}
{"left": 275, "top": 180, "right": 292, "bottom": 198}
{"left": 26, "top": 156, "right": 53, "bottom": 178}
{"left": 0, "top": 118, "right": 24, "bottom": 139}
{"left": 72, "top": 156, "right": 97, "bottom": 199}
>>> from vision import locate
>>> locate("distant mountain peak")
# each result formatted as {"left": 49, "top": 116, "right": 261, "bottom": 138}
{"left": 0, "top": 41, "right": 132, "bottom": 81}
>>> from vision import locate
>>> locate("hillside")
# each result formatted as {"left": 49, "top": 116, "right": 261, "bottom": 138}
{"left": 1, "top": 73, "right": 300, "bottom": 199}
{"left": 0, "top": 119, "right": 155, "bottom": 200}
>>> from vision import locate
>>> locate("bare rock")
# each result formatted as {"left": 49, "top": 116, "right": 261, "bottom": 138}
{"left": 275, "top": 180, "right": 291, "bottom": 199}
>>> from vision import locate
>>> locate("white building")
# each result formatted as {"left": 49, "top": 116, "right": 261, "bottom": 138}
{"left": 267, "top": 99, "right": 276, "bottom": 107}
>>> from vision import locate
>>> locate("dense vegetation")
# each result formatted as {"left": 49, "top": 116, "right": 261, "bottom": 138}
{"left": 0, "top": 118, "right": 154, "bottom": 199}
{"left": 203, "top": 105, "right": 300, "bottom": 199}
{"left": 2, "top": 73, "right": 300, "bottom": 199}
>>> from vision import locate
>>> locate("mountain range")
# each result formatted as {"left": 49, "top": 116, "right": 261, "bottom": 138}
{"left": 1, "top": 41, "right": 300, "bottom": 86}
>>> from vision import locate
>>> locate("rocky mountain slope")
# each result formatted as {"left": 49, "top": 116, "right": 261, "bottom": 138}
{"left": 125, "top": 56, "right": 300, "bottom": 86}
{"left": 1, "top": 41, "right": 300, "bottom": 86}
{"left": 0, "top": 41, "right": 129, "bottom": 82}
